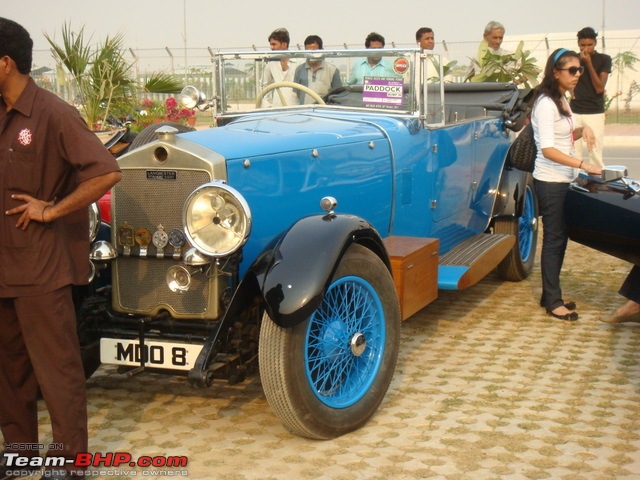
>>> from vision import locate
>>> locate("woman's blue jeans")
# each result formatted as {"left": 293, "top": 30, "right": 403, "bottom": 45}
{"left": 534, "top": 179, "right": 570, "bottom": 311}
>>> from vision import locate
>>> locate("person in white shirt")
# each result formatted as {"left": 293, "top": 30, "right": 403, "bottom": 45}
{"left": 415, "top": 27, "right": 450, "bottom": 82}
{"left": 478, "top": 21, "right": 507, "bottom": 60}
{"left": 261, "top": 27, "right": 299, "bottom": 107}
{"left": 468, "top": 21, "right": 510, "bottom": 82}
{"left": 531, "top": 48, "right": 601, "bottom": 321}
{"left": 415, "top": 27, "right": 435, "bottom": 51}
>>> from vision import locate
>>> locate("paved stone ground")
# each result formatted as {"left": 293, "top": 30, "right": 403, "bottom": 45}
{"left": 8, "top": 237, "right": 638, "bottom": 480}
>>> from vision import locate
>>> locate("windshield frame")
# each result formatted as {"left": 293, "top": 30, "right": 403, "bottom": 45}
{"left": 209, "top": 48, "right": 445, "bottom": 125}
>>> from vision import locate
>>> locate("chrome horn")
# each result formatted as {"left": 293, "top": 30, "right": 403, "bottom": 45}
{"left": 166, "top": 265, "right": 202, "bottom": 293}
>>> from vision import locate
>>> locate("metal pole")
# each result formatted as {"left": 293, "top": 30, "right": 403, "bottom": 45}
{"left": 602, "top": 0, "right": 606, "bottom": 51}
{"left": 544, "top": 36, "right": 550, "bottom": 60}
{"left": 183, "top": 0, "right": 188, "bottom": 83}
{"left": 129, "top": 48, "right": 139, "bottom": 85}
{"left": 166, "top": 47, "right": 175, "bottom": 76}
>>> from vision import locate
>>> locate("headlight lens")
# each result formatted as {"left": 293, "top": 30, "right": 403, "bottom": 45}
{"left": 89, "top": 202, "right": 101, "bottom": 242}
{"left": 183, "top": 182, "right": 251, "bottom": 257}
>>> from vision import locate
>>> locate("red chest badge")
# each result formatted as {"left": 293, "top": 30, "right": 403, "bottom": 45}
{"left": 18, "top": 128, "right": 33, "bottom": 146}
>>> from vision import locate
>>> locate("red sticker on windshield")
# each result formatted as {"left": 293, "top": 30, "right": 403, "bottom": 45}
{"left": 393, "top": 58, "right": 409, "bottom": 75}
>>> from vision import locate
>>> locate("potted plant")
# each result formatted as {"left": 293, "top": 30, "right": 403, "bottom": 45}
{"left": 127, "top": 98, "right": 165, "bottom": 131}
{"left": 45, "top": 23, "right": 185, "bottom": 130}
{"left": 466, "top": 41, "right": 541, "bottom": 89}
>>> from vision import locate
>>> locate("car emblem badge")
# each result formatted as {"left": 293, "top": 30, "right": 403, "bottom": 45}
{"left": 116, "top": 222, "right": 135, "bottom": 256}
{"left": 168, "top": 228, "right": 186, "bottom": 260}
{"left": 135, "top": 228, "right": 152, "bottom": 257}
{"left": 152, "top": 224, "right": 169, "bottom": 258}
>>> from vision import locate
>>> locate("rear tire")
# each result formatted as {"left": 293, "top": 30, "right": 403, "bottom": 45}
{"left": 495, "top": 175, "right": 538, "bottom": 281}
{"left": 258, "top": 244, "right": 400, "bottom": 439}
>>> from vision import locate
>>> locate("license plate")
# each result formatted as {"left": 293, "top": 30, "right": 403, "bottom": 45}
{"left": 100, "top": 338, "right": 203, "bottom": 371}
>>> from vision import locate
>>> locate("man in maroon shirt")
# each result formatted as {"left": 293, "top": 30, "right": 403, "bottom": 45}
{"left": 0, "top": 17, "right": 121, "bottom": 480}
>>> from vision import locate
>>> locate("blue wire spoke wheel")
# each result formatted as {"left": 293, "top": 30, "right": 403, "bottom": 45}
{"left": 495, "top": 174, "right": 538, "bottom": 281}
{"left": 518, "top": 183, "right": 536, "bottom": 263}
{"left": 305, "top": 275, "right": 385, "bottom": 408}
{"left": 259, "top": 244, "right": 400, "bottom": 439}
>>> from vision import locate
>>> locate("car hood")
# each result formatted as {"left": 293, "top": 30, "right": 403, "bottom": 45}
{"left": 179, "top": 111, "right": 390, "bottom": 159}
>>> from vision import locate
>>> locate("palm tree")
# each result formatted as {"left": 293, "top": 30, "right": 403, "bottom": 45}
{"left": 45, "top": 23, "right": 184, "bottom": 129}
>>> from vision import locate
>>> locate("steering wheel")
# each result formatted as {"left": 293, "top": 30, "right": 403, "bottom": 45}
{"left": 255, "top": 81, "right": 325, "bottom": 107}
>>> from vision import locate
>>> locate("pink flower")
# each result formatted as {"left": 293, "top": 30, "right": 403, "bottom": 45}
{"left": 165, "top": 97, "right": 179, "bottom": 112}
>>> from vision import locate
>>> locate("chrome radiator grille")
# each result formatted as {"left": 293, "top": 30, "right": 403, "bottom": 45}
{"left": 111, "top": 168, "right": 213, "bottom": 317}
{"left": 115, "top": 257, "right": 210, "bottom": 315}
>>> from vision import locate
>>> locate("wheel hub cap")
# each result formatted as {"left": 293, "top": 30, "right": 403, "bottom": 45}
{"left": 349, "top": 332, "right": 366, "bottom": 356}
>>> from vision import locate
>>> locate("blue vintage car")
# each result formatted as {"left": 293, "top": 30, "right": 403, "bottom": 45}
{"left": 83, "top": 48, "right": 537, "bottom": 439}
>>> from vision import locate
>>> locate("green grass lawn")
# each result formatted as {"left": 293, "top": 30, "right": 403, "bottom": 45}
{"left": 606, "top": 109, "right": 640, "bottom": 124}
{"left": 605, "top": 111, "right": 640, "bottom": 123}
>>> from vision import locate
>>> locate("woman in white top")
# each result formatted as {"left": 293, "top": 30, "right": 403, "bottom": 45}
{"left": 531, "top": 48, "right": 601, "bottom": 321}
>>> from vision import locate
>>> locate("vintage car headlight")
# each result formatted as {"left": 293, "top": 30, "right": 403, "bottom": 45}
{"left": 183, "top": 182, "right": 251, "bottom": 257}
{"left": 180, "top": 85, "right": 207, "bottom": 109}
{"left": 89, "top": 202, "right": 100, "bottom": 243}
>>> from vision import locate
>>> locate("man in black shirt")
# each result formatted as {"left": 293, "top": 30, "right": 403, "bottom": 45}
{"left": 570, "top": 27, "right": 612, "bottom": 168}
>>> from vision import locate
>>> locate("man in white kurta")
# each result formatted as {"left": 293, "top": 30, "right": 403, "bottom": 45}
{"left": 261, "top": 27, "right": 299, "bottom": 107}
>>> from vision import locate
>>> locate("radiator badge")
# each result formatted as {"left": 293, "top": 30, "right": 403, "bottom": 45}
{"left": 135, "top": 228, "right": 152, "bottom": 257}
{"left": 168, "top": 228, "right": 186, "bottom": 260}
{"left": 117, "top": 222, "right": 135, "bottom": 256}
{"left": 153, "top": 224, "right": 169, "bottom": 258}
{"left": 146, "top": 170, "right": 177, "bottom": 180}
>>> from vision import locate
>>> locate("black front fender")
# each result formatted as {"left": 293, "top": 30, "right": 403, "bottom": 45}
{"left": 188, "top": 214, "right": 389, "bottom": 386}
{"left": 252, "top": 214, "right": 389, "bottom": 328}
{"left": 493, "top": 167, "right": 531, "bottom": 218}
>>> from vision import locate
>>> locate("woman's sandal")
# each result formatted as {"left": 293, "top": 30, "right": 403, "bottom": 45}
{"left": 547, "top": 309, "right": 579, "bottom": 321}
{"left": 540, "top": 301, "right": 576, "bottom": 310}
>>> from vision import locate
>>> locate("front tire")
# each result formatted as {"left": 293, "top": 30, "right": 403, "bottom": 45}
{"left": 75, "top": 290, "right": 109, "bottom": 379}
{"left": 258, "top": 244, "right": 400, "bottom": 439}
{"left": 495, "top": 175, "right": 538, "bottom": 281}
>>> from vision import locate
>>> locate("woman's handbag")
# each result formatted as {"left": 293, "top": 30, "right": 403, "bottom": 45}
{"left": 508, "top": 122, "right": 537, "bottom": 172}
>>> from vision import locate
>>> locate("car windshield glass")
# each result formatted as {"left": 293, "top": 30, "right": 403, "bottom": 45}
{"left": 213, "top": 49, "right": 419, "bottom": 115}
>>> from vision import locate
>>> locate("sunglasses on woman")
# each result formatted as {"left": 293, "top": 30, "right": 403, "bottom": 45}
{"left": 558, "top": 66, "right": 585, "bottom": 76}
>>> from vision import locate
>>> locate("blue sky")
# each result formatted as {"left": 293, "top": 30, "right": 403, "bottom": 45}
{"left": 3, "top": 0, "right": 637, "bottom": 51}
